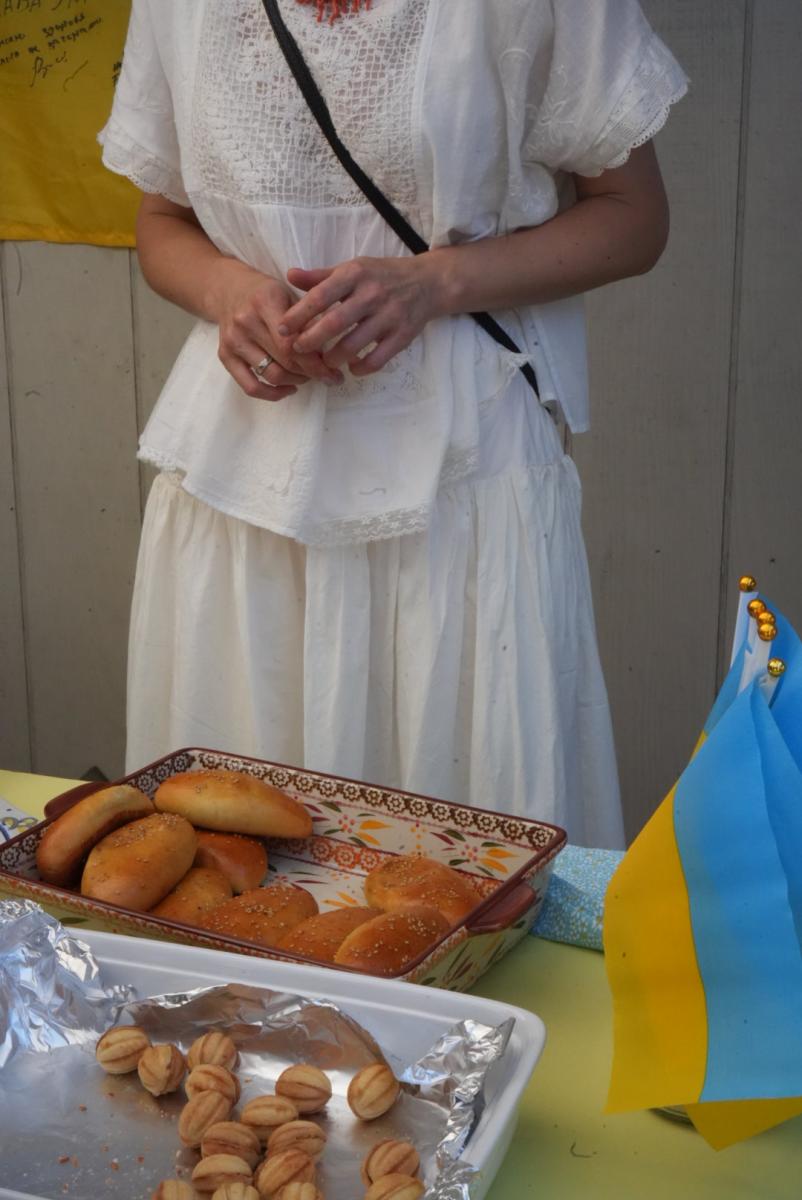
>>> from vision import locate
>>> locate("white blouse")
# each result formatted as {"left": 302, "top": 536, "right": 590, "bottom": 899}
{"left": 100, "top": 0, "right": 687, "bottom": 545}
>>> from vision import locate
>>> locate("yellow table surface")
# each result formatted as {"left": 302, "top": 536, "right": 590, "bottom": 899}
{"left": 2, "top": 769, "right": 800, "bottom": 1199}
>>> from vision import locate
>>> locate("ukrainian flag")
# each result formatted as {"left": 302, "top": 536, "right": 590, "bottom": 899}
{"left": 604, "top": 601, "right": 802, "bottom": 1148}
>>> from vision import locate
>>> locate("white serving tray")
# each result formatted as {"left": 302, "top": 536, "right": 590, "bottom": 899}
{"left": 0, "top": 929, "right": 545, "bottom": 1200}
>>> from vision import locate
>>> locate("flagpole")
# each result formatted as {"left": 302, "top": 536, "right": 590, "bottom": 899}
{"left": 758, "top": 657, "right": 786, "bottom": 705}
{"left": 740, "top": 619, "right": 778, "bottom": 694}
{"left": 745, "top": 598, "right": 766, "bottom": 655}
{"left": 731, "top": 575, "right": 758, "bottom": 666}
{"left": 738, "top": 603, "right": 777, "bottom": 694}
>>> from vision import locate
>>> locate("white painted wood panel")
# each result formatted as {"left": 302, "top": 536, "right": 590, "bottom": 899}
{"left": 130, "top": 254, "right": 194, "bottom": 511}
{"left": 724, "top": 0, "right": 802, "bottom": 649}
{"left": 574, "top": 0, "right": 747, "bottom": 837}
{"left": 5, "top": 243, "right": 140, "bottom": 780}
{"left": 0, "top": 246, "right": 31, "bottom": 770}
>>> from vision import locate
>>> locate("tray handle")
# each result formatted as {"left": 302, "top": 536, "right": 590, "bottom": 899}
{"left": 43, "top": 780, "right": 107, "bottom": 821}
{"left": 465, "top": 881, "right": 537, "bottom": 935}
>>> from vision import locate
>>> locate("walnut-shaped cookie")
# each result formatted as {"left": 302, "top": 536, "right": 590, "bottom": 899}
{"left": 187, "top": 1031, "right": 240, "bottom": 1072}
{"left": 364, "top": 1177, "right": 424, "bottom": 1200}
{"left": 138, "top": 1044, "right": 187, "bottom": 1096}
{"left": 274, "top": 1065, "right": 331, "bottom": 1114}
{"left": 191, "top": 1154, "right": 253, "bottom": 1195}
{"left": 186, "top": 1064, "right": 241, "bottom": 1106}
{"left": 346, "top": 1063, "right": 400, "bottom": 1121}
{"left": 362, "top": 1140, "right": 420, "bottom": 1186}
{"left": 240, "top": 1095, "right": 299, "bottom": 1144}
{"left": 201, "top": 1122, "right": 262, "bottom": 1169}
{"left": 254, "top": 1149, "right": 315, "bottom": 1197}
{"left": 95, "top": 1025, "right": 150, "bottom": 1074}
{"left": 179, "top": 1092, "right": 234, "bottom": 1148}
{"left": 266, "top": 1120, "right": 326, "bottom": 1161}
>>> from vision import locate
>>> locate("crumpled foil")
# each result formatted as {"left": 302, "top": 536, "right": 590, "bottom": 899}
{"left": 0, "top": 900, "right": 135, "bottom": 1069}
{"left": 0, "top": 902, "right": 513, "bottom": 1200}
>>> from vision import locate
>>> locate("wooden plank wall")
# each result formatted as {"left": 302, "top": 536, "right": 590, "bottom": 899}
{"left": 1, "top": 2, "right": 801, "bottom": 841}
{"left": 723, "top": 2, "right": 802, "bottom": 648}
{"left": 575, "top": 0, "right": 748, "bottom": 836}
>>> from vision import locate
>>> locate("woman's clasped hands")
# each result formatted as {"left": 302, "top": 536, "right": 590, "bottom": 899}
{"left": 217, "top": 254, "right": 444, "bottom": 402}
{"left": 215, "top": 262, "right": 341, "bottom": 402}
{"left": 282, "top": 254, "right": 443, "bottom": 379}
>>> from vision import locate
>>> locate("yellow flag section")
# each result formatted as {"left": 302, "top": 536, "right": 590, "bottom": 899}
{"left": 685, "top": 1097, "right": 802, "bottom": 1151}
{"left": 604, "top": 786, "right": 708, "bottom": 1112}
{"left": 0, "top": 0, "right": 138, "bottom": 245}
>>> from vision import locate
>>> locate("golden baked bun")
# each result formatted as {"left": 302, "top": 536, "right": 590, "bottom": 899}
{"left": 80, "top": 812, "right": 197, "bottom": 911}
{"left": 36, "top": 784, "right": 154, "bottom": 887}
{"left": 154, "top": 770, "right": 312, "bottom": 840}
{"left": 333, "top": 907, "right": 450, "bottom": 976}
{"left": 200, "top": 885, "right": 318, "bottom": 948}
{"left": 277, "top": 906, "right": 381, "bottom": 962}
{"left": 364, "top": 855, "right": 480, "bottom": 925}
{"left": 151, "top": 867, "right": 233, "bottom": 923}
{"left": 194, "top": 831, "right": 268, "bottom": 894}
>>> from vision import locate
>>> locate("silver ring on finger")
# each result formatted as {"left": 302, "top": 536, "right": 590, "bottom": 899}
{"left": 250, "top": 353, "right": 274, "bottom": 382}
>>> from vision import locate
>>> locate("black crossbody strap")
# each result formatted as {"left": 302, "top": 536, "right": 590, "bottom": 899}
{"left": 260, "top": 0, "right": 540, "bottom": 399}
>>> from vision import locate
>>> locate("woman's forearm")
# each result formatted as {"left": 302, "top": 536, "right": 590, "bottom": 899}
{"left": 428, "top": 191, "right": 668, "bottom": 318}
{"left": 136, "top": 193, "right": 341, "bottom": 394}
{"left": 426, "top": 145, "right": 670, "bottom": 318}
{"left": 135, "top": 198, "right": 265, "bottom": 323}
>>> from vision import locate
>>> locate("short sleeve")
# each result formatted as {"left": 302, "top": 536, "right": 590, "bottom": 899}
{"left": 98, "top": 0, "right": 190, "bottom": 206}
{"left": 524, "top": 0, "right": 689, "bottom": 178}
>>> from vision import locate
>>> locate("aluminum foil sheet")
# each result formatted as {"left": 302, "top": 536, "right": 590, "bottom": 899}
{"left": 0, "top": 902, "right": 513, "bottom": 1200}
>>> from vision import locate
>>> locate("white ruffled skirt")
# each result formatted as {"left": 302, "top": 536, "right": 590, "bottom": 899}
{"left": 126, "top": 385, "right": 624, "bottom": 850}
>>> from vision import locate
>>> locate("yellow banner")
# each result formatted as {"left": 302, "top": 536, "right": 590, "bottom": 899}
{"left": 0, "top": 0, "right": 138, "bottom": 246}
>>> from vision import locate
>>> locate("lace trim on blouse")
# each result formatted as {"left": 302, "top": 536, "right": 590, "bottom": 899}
{"left": 590, "top": 35, "right": 689, "bottom": 175}
{"left": 99, "top": 118, "right": 191, "bottom": 207}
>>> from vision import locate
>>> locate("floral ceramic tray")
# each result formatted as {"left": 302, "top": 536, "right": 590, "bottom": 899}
{"left": 0, "top": 748, "right": 566, "bottom": 991}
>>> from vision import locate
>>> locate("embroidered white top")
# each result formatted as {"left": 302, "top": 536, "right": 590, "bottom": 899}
{"left": 100, "top": 0, "right": 687, "bottom": 545}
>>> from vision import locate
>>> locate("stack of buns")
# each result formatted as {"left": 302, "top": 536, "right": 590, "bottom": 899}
{"left": 35, "top": 770, "right": 312, "bottom": 932}
{"left": 35, "top": 769, "right": 482, "bottom": 976}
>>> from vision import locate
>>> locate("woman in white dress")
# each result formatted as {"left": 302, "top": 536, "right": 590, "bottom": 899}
{"left": 102, "top": 0, "right": 687, "bottom": 849}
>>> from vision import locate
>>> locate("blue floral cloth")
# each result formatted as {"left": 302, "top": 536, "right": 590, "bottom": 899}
{"left": 0, "top": 799, "right": 37, "bottom": 844}
{"left": 532, "top": 844, "right": 624, "bottom": 951}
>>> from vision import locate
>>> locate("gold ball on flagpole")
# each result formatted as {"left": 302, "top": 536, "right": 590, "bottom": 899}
{"left": 739, "top": 575, "right": 758, "bottom": 593}
{"left": 768, "top": 658, "right": 786, "bottom": 678}
{"left": 747, "top": 599, "right": 766, "bottom": 619}
{"left": 759, "top": 610, "right": 776, "bottom": 627}
{"left": 758, "top": 622, "right": 778, "bottom": 642}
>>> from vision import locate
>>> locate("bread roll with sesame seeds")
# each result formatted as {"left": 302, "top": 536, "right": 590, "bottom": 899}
{"left": 80, "top": 812, "right": 197, "bottom": 911}
{"left": 277, "top": 906, "right": 381, "bottom": 962}
{"left": 151, "top": 867, "right": 234, "bottom": 923}
{"left": 154, "top": 770, "right": 312, "bottom": 840}
{"left": 364, "top": 855, "right": 480, "bottom": 926}
{"left": 199, "top": 885, "right": 318, "bottom": 948}
{"left": 194, "top": 831, "right": 268, "bottom": 893}
{"left": 36, "top": 784, "right": 154, "bottom": 887}
{"left": 333, "top": 907, "right": 450, "bottom": 975}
